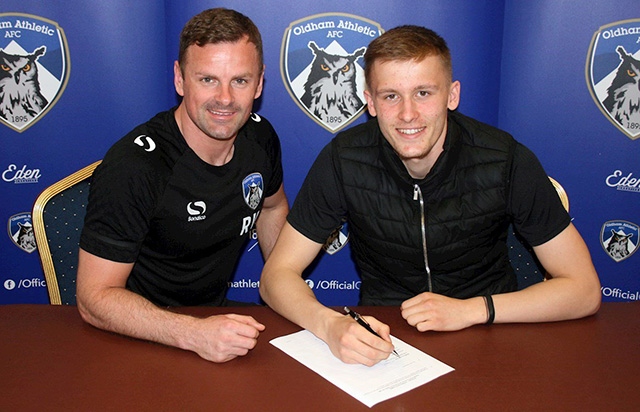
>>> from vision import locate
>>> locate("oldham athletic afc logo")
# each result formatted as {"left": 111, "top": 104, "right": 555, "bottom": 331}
{"left": 0, "top": 13, "right": 70, "bottom": 133}
{"left": 243, "top": 173, "right": 264, "bottom": 210}
{"left": 281, "top": 13, "right": 382, "bottom": 133}
{"left": 8, "top": 212, "right": 36, "bottom": 253}
{"left": 600, "top": 220, "right": 639, "bottom": 262}
{"left": 586, "top": 19, "right": 640, "bottom": 140}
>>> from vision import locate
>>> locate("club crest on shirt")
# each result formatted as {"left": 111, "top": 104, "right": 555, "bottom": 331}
{"left": 600, "top": 220, "right": 639, "bottom": 262}
{"left": 243, "top": 173, "right": 263, "bottom": 210}
{"left": 281, "top": 13, "right": 383, "bottom": 133}
{"left": 586, "top": 19, "right": 640, "bottom": 140}
{"left": 0, "top": 13, "right": 70, "bottom": 133}
{"left": 323, "top": 222, "right": 349, "bottom": 255}
{"left": 8, "top": 212, "right": 36, "bottom": 253}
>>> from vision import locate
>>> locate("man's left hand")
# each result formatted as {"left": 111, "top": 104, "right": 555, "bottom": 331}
{"left": 400, "top": 292, "right": 487, "bottom": 331}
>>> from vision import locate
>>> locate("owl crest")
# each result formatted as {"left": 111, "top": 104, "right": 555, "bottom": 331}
{"left": 301, "top": 42, "right": 366, "bottom": 126}
{"left": 0, "top": 46, "right": 49, "bottom": 125}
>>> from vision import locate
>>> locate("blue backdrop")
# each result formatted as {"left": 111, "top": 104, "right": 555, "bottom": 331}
{"left": 1, "top": 0, "right": 638, "bottom": 305}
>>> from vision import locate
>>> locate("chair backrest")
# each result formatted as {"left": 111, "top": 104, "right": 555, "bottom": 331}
{"left": 509, "top": 176, "right": 569, "bottom": 289}
{"left": 32, "top": 161, "right": 101, "bottom": 305}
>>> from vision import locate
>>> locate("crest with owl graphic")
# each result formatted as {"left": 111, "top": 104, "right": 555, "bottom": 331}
{"left": 300, "top": 41, "right": 365, "bottom": 127}
{"left": 587, "top": 19, "right": 640, "bottom": 140}
{"left": 281, "top": 13, "right": 382, "bottom": 133}
{"left": 0, "top": 13, "right": 69, "bottom": 133}
{"left": 0, "top": 46, "right": 49, "bottom": 125}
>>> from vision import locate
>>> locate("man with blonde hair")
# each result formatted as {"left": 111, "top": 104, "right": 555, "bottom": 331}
{"left": 260, "top": 25, "right": 600, "bottom": 366}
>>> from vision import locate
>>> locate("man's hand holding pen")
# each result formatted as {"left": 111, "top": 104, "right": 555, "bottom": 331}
{"left": 345, "top": 307, "right": 400, "bottom": 357}
{"left": 318, "top": 307, "right": 396, "bottom": 367}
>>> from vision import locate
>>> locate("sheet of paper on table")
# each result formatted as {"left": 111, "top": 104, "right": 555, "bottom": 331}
{"left": 270, "top": 329, "right": 454, "bottom": 408}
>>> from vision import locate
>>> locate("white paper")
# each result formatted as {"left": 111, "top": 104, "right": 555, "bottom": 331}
{"left": 270, "top": 329, "right": 454, "bottom": 408}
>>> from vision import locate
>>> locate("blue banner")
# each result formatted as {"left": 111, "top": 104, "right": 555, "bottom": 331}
{"left": 1, "top": 0, "right": 638, "bottom": 305}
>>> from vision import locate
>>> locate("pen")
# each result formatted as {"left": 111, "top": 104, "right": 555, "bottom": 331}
{"left": 344, "top": 307, "right": 400, "bottom": 357}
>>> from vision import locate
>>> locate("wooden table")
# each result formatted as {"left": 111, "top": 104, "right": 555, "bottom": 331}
{"left": 1, "top": 303, "right": 638, "bottom": 411}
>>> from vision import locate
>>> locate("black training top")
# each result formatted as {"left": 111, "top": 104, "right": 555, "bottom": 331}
{"left": 80, "top": 109, "right": 282, "bottom": 306}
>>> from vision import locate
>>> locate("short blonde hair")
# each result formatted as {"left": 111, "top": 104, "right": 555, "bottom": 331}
{"left": 364, "top": 25, "right": 452, "bottom": 85}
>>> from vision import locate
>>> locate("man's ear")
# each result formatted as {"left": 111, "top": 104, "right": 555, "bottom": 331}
{"left": 254, "top": 65, "right": 265, "bottom": 99}
{"left": 364, "top": 89, "right": 377, "bottom": 117}
{"left": 174, "top": 61, "right": 184, "bottom": 97}
{"left": 448, "top": 80, "right": 461, "bottom": 111}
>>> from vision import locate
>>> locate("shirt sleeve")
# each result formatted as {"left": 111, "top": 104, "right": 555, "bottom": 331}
{"left": 287, "top": 142, "right": 347, "bottom": 244}
{"left": 508, "top": 143, "right": 571, "bottom": 246}
{"left": 79, "top": 147, "right": 160, "bottom": 263}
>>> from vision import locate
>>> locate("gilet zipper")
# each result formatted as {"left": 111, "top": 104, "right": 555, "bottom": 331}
{"left": 413, "top": 184, "right": 432, "bottom": 292}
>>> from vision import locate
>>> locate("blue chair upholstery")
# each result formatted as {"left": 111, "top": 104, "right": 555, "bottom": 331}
{"left": 32, "top": 161, "right": 101, "bottom": 305}
{"left": 509, "top": 176, "right": 569, "bottom": 289}
{"left": 508, "top": 225, "right": 545, "bottom": 289}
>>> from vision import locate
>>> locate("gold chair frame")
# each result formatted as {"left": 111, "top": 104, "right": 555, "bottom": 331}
{"left": 32, "top": 161, "right": 101, "bottom": 305}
